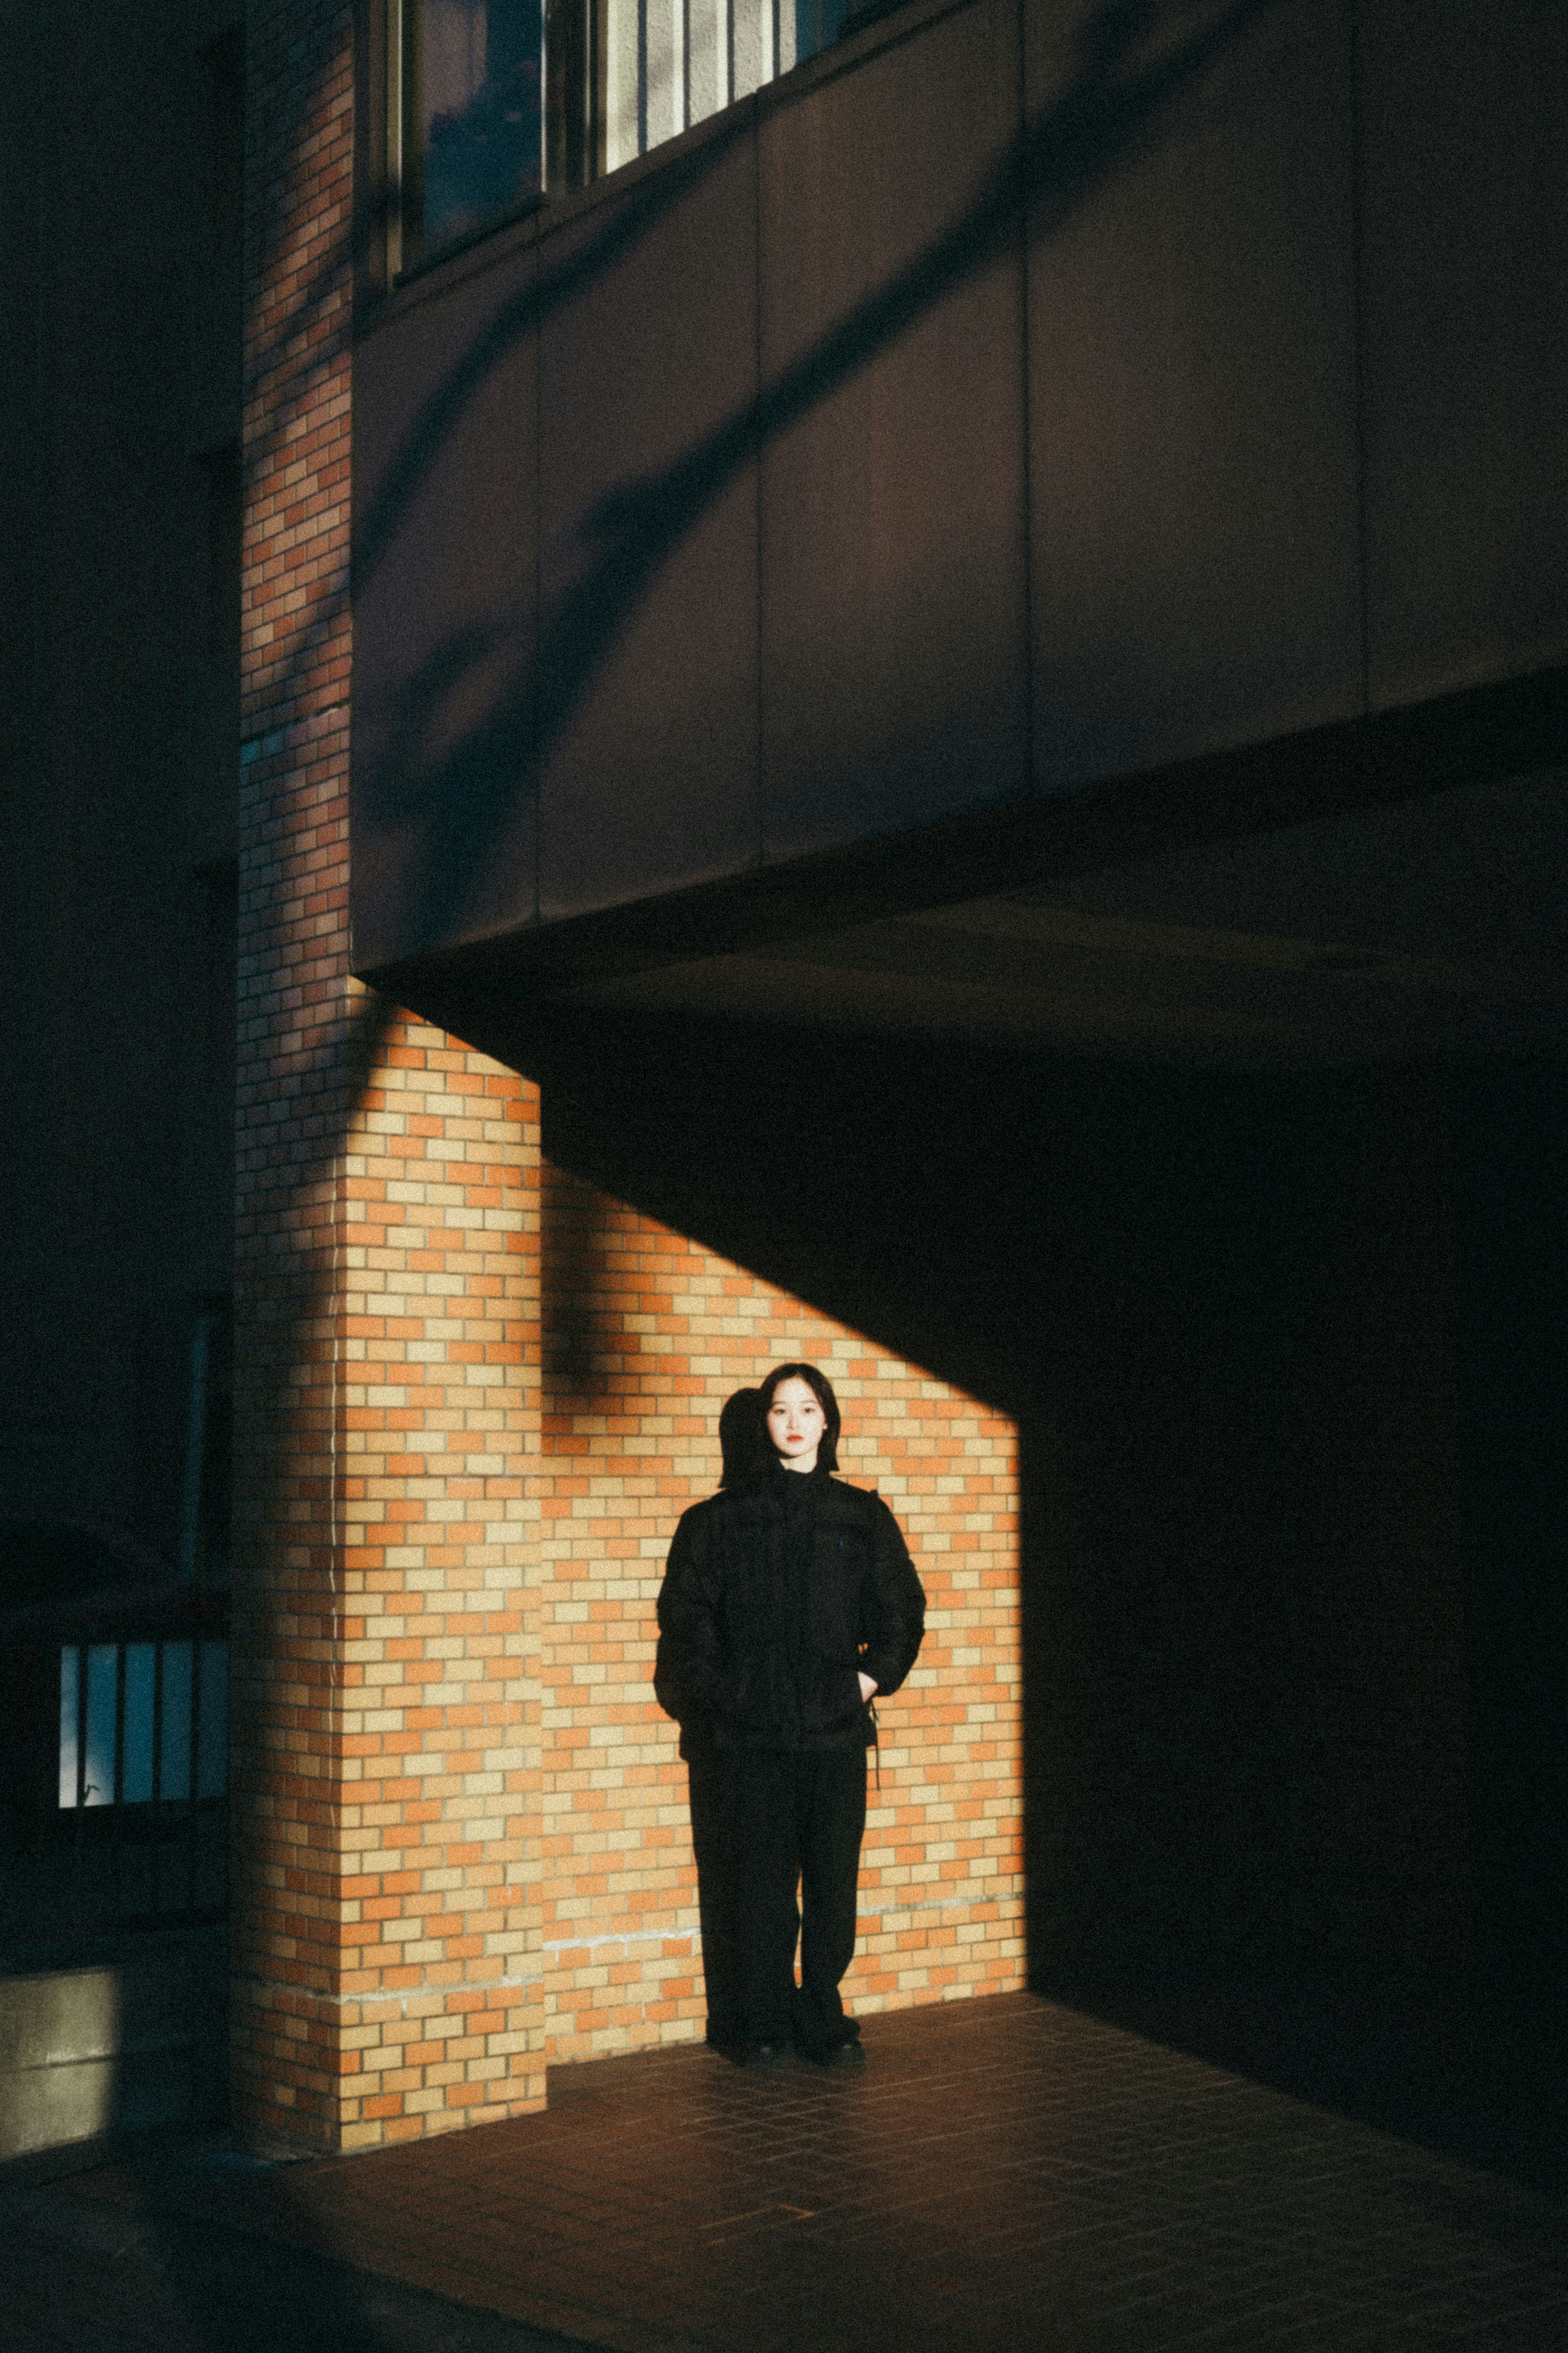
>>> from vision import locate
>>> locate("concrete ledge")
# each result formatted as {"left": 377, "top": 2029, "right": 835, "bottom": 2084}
{"left": 0, "top": 1927, "right": 227, "bottom": 2162}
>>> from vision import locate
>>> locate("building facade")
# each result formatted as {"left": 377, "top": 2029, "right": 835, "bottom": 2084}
{"left": 5, "top": 0, "right": 1566, "bottom": 2158}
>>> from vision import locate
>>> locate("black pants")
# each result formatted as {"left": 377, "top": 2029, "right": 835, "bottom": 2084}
{"left": 724, "top": 1745, "right": 868, "bottom": 2051}
{"left": 686, "top": 1744, "right": 744, "bottom": 2050}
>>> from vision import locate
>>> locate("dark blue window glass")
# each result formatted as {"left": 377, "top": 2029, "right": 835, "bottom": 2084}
{"left": 402, "top": 0, "right": 543, "bottom": 263}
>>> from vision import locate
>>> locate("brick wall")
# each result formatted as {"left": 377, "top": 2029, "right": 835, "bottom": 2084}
{"left": 235, "top": 0, "right": 545, "bottom": 2150}
{"left": 535, "top": 1167, "right": 1024, "bottom": 2062}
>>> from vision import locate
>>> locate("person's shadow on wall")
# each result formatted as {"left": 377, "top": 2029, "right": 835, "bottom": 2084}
{"left": 681, "top": 1387, "right": 770, "bottom": 2054}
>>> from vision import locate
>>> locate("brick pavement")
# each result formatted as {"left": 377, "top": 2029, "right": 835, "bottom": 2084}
{"left": 14, "top": 1991, "right": 1568, "bottom": 2352}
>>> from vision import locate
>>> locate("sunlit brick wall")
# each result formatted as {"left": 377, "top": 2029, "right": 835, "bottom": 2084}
{"left": 535, "top": 1166, "right": 1024, "bottom": 2062}
{"left": 232, "top": 997, "right": 545, "bottom": 2151}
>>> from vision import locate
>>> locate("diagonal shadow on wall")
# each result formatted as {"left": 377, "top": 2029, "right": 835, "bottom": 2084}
{"left": 354, "top": 0, "right": 1286, "bottom": 966}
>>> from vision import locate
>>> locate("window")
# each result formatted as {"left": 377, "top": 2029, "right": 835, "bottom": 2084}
{"left": 386, "top": 0, "right": 849, "bottom": 270}
{"left": 389, "top": 0, "right": 546, "bottom": 270}
{"left": 549, "top": 0, "right": 846, "bottom": 189}
{"left": 59, "top": 1640, "right": 228, "bottom": 1809}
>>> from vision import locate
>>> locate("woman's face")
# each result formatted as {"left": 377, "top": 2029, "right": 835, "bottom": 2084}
{"left": 766, "top": 1376, "right": 826, "bottom": 1472}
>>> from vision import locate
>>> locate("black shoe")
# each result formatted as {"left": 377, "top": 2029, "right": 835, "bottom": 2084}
{"left": 804, "top": 2038, "right": 864, "bottom": 2068}
{"left": 739, "top": 2039, "right": 792, "bottom": 2068}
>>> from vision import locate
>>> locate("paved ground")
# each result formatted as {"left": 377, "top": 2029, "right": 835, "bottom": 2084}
{"left": 0, "top": 2179, "right": 577, "bottom": 2353}
{"left": 4, "top": 1990, "right": 1567, "bottom": 2351}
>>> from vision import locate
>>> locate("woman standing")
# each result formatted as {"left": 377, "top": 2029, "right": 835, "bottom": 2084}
{"left": 655, "top": 1363, "right": 926, "bottom": 2065}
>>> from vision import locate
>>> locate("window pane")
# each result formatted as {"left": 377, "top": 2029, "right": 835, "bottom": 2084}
{"left": 85, "top": 1644, "right": 118, "bottom": 1806}
{"left": 161, "top": 1641, "right": 194, "bottom": 1801}
{"left": 396, "top": 0, "right": 853, "bottom": 254}
{"left": 59, "top": 1648, "right": 80, "bottom": 1808}
{"left": 411, "top": 0, "right": 543, "bottom": 256}
{"left": 796, "top": 0, "right": 845, "bottom": 67}
{"left": 556, "top": 0, "right": 844, "bottom": 194}
{"left": 122, "top": 1644, "right": 156, "bottom": 1803}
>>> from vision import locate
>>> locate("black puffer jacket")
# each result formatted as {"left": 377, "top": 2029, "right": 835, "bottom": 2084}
{"left": 654, "top": 1464, "right": 926, "bottom": 1751}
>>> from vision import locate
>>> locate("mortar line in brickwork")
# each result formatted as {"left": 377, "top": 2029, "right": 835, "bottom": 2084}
{"left": 232, "top": 1970, "right": 545, "bottom": 2012}
{"left": 541, "top": 1896, "right": 1018, "bottom": 1955}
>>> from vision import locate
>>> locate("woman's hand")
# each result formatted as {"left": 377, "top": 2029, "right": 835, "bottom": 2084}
{"left": 858, "top": 1672, "right": 878, "bottom": 1704}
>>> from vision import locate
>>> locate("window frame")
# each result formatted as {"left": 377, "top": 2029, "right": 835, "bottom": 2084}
{"left": 375, "top": 0, "right": 549, "bottom": 288}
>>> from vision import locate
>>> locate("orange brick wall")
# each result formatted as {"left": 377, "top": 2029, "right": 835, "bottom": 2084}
{"left": 535, "top": 1166, "right": 1024, "bottom": 2063}
{"left": 232, "top": 997, "right": 546, "bottom": 2151}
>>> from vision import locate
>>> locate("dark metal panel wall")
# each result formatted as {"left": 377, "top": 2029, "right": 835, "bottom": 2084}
{"left": 351, "top": 226, "right": 541, "bottom": 970}
{"left": 349, "top": 0, "right": 1567, "bottom": 983}
{"left": 536, "top": 121, "right": 762, "bottom": 922}
{"left": 756, "top": 0, "right": 1028, "bottom": 863}
{"left": 1025, "top": 0, "right": 1361, "bottom": 790}
{"left": 1359, "top": 0, "right": 1568, "bottom": 712}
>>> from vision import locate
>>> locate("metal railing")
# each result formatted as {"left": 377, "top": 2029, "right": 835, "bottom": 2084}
{"left": 58, "top": 1638, "right": 227, "bottom": 1813}
{"left": 2, "top": 1629, "right": 228, "bottom": 1953}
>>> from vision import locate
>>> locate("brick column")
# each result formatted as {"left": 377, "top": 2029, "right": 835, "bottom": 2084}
{"left": 234, "top": 0, "right": 545, "bottom": 2151}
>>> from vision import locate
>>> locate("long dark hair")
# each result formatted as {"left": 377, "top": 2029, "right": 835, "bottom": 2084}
{"left": 757, "top": 1361, "right": 841, "bottom": 1473}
